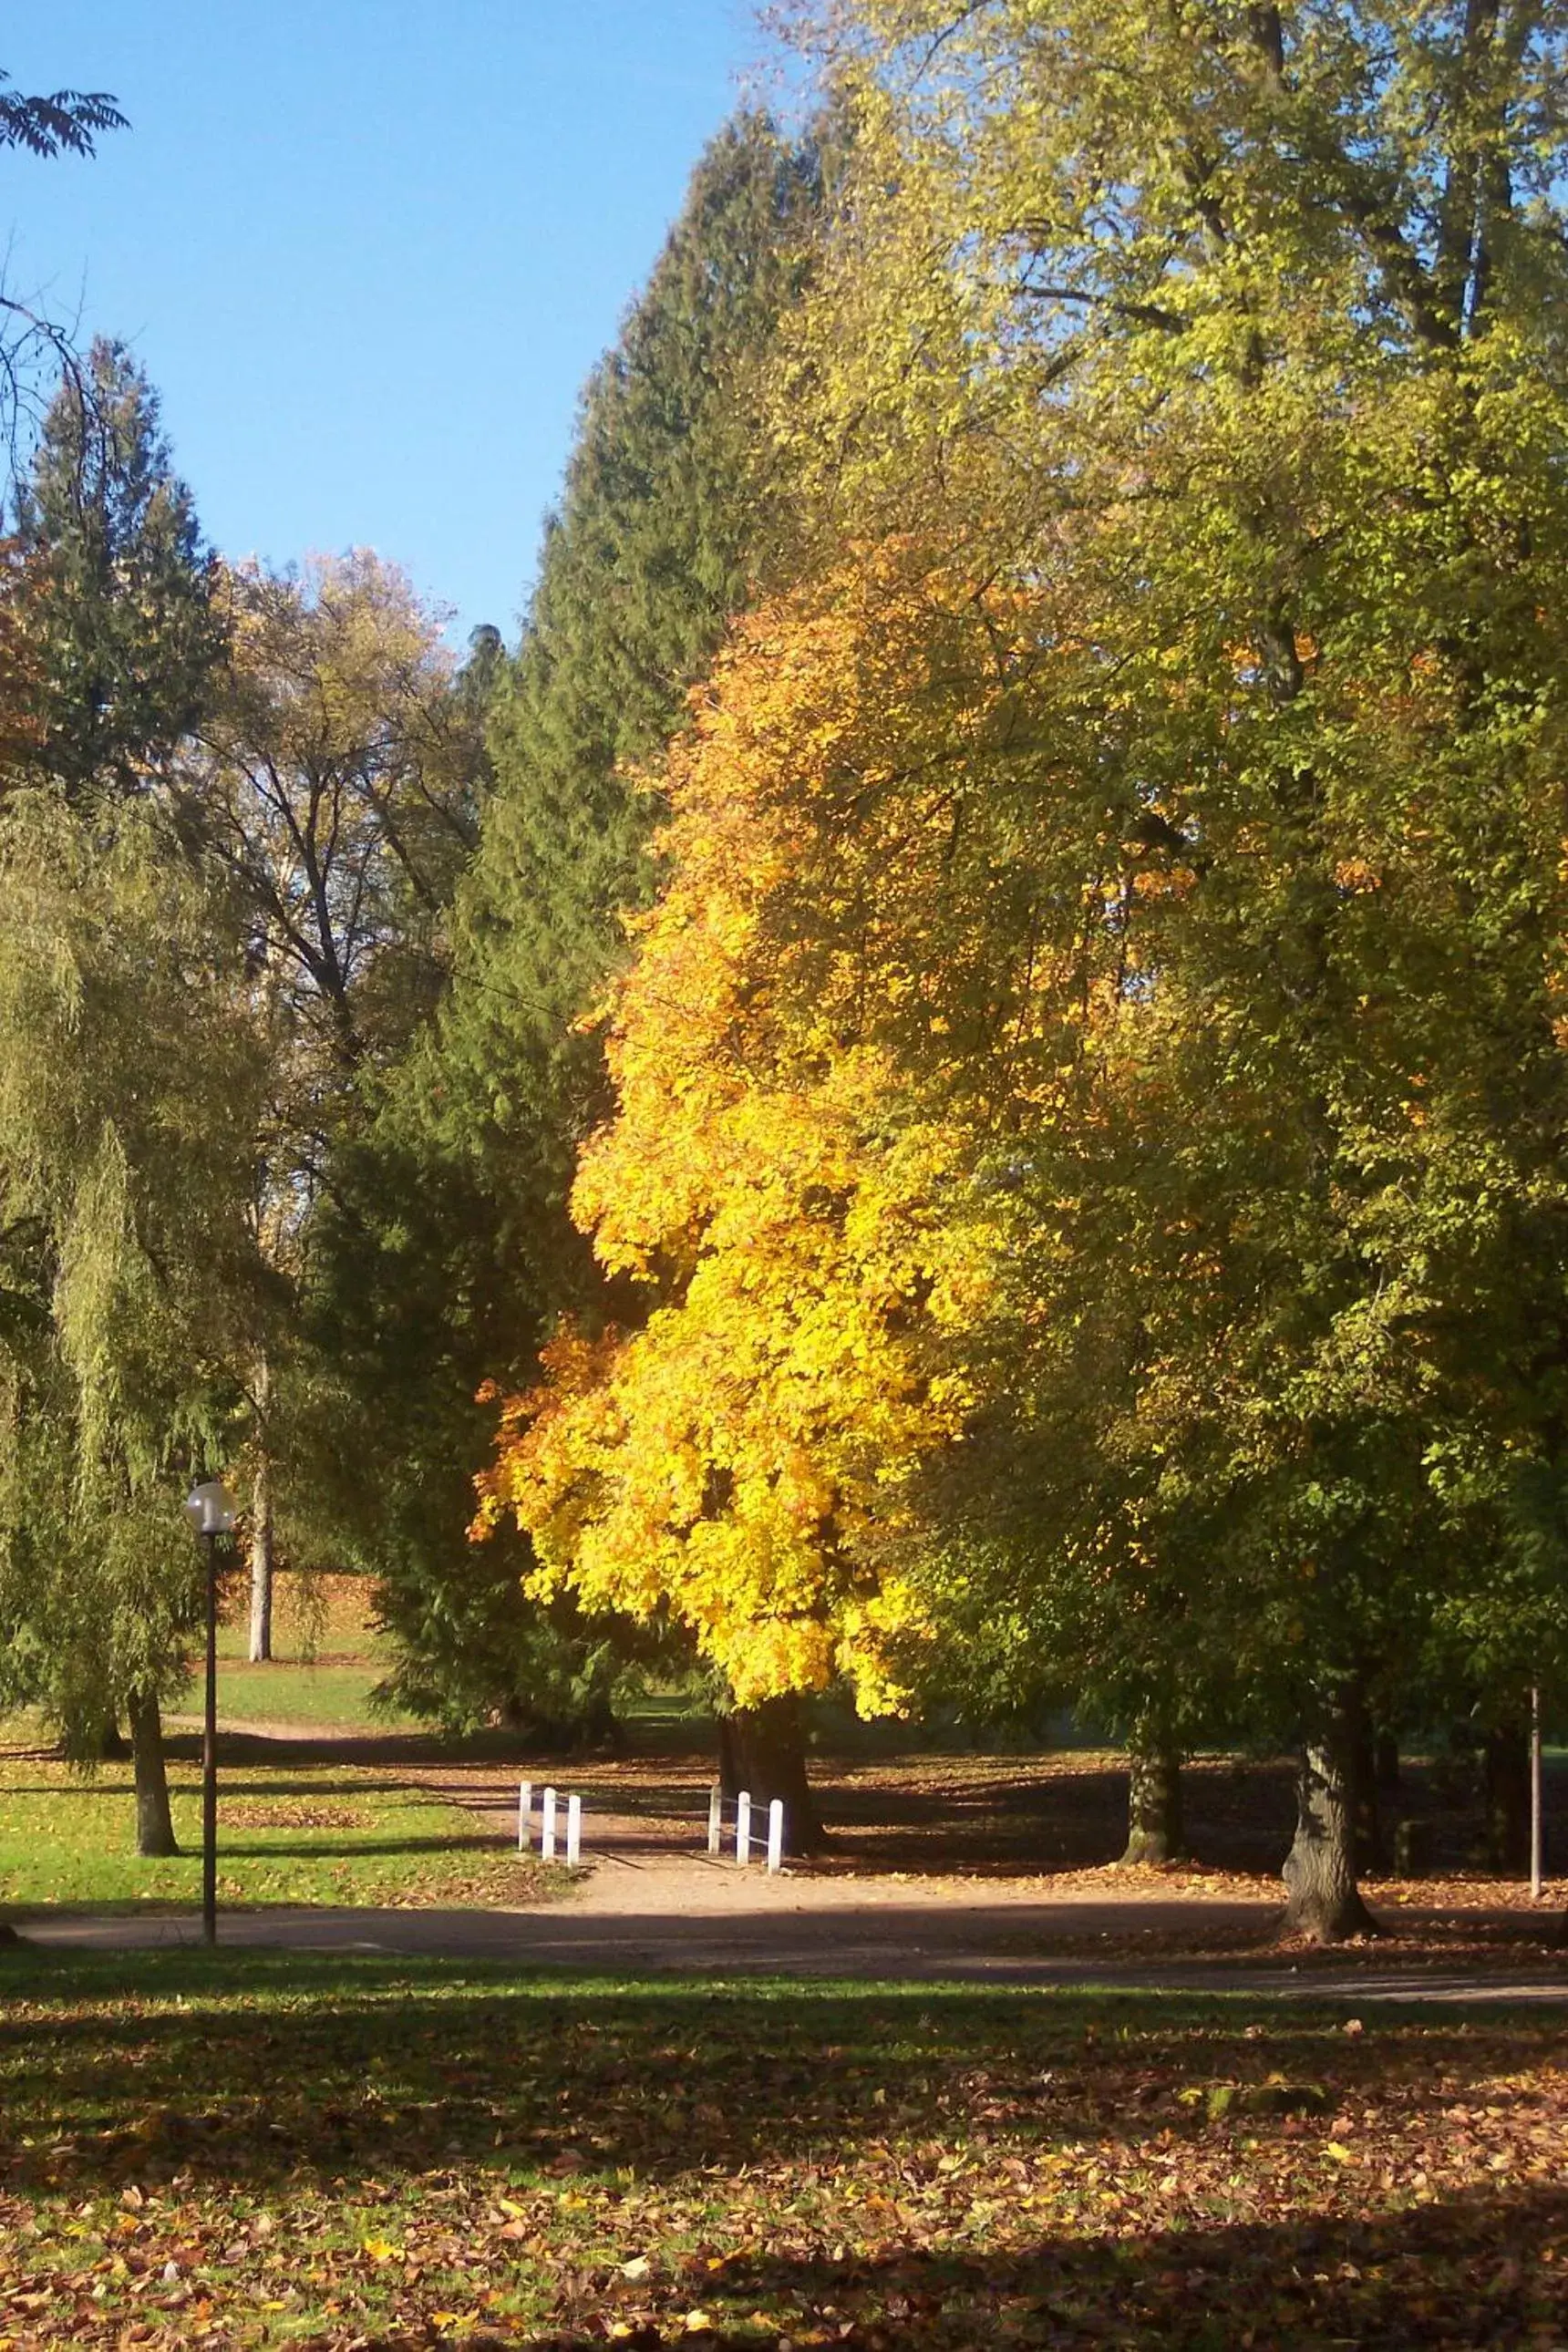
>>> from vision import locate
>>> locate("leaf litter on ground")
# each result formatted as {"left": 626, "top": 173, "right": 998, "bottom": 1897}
{"left": 0, "top": 1952, "right": 1564, "bottom": 2347}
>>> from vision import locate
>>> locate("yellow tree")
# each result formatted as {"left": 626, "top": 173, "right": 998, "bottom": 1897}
{"left": 474, "top": 548, "right": 1085, "bottom": 1833}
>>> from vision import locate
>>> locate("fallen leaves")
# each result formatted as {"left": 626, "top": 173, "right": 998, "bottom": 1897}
{"left": 0, "top": 1953, "right": 1564, "bottom": 2346}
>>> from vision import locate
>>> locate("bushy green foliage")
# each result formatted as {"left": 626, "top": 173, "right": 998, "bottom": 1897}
{"left": 749, "top": 0, "right": 1568, "bottom": 1919}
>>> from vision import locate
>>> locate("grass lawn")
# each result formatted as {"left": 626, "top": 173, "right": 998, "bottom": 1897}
{"left": 0, "top": 1954, "right": 1563, "bottom": 2348}
{"left": 190, "top": 1660, "right": 416, "bottom": 1733}
{"left": 0, "top": 1750, "right": 559, "bottom": 1911}
{"left": 203, "top": 1573, "right": 417, "bottom": 1734}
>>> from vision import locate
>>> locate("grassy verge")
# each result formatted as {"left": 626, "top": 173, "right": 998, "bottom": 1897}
{"left": 0, "top": 1752, "right": 555, "bottom": 1910}
{"left": 186, "top": 1659, "right": 415, "bottom": 1732}
{"left": 0, "top": 1949, "right": 1563, "bottom": 2347}
{"left": 205, "top": 1572, "right": 413, "bottom": 1733}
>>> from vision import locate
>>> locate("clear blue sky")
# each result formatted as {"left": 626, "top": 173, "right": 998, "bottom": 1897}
{"left": 5, "top": 3, "right": 781, "bottom": 643}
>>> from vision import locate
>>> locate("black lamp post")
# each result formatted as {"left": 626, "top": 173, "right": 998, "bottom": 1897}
{"left": 183, "top": 1478, "right": 236, "bottom": 1947}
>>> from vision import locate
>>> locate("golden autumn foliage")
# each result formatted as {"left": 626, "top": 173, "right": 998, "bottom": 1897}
{"left": 473, "top": 552, "right": 1071, "bottom": 1712}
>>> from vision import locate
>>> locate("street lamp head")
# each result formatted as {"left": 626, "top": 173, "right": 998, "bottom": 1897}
{"left": 183, "top": 1477, "right": 237, "bottom": 1537}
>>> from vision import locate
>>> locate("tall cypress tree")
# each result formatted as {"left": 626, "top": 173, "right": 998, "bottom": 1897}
{"left": 429, "top": 112, "right": 824, "bottom": 1268}
{"left": 323, "top": 113, "right": 826, "bottom": 1729}
{"left": 15, "top": 337, "right": 225, "bottom": 802}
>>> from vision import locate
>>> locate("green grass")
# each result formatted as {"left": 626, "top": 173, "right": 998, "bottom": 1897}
{"left": 0, "top": 1751, "right": 558, "bottom": 1910}
{"left": 0, "top": 1949, "right": 1563, "bottom": 2347}
{"left": 203, "top": 1573, "right": 412, "bottom": 1733}
{"left": 191, "top": 1657, "right": 415, "bottom": 1731}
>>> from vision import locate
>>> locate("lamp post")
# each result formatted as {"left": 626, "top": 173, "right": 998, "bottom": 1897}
{"left": 1531, "top": 1684, "right": 1543, "bottom": 1903}
{"left": 183, "top": 1478, "right": 236, "bottom": 1947}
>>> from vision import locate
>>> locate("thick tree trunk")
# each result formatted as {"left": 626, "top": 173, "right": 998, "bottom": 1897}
{"left": 1485, "top": 1720, "right": 1530, "bottom": 1872}
{"left": 1281, "top": 1698, "right": 1379, "bottom": 1943}
{"left": 1119, "top": 1718, "right": 1186, "bottom": 1865}
{"left": 129, "top": 1687, "right": 179, "bottom": 1859}
{"left": 717, "top": 1696, "right": 823, "bottom": 1855}
{"left": 248, "top": 1441, "right": 273, "bottom": 1665}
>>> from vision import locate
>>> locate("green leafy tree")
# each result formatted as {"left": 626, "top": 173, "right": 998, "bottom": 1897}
{"left": 171, "top": 552, "right": 486, "bottom": 1659}
{"left": 431, "top": 111, "right": 825, "bottom": 1246}
{"left": 0, "top": 794, "right": 264, "bottom": 1856}
{"left": 770, "top": 0, "right": 1568, "bottom": 1934}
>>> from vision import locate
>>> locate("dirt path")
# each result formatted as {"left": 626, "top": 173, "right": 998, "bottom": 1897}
{"left": 17, "top": 1893, "right": 1568, "bottom": 2006}
{"left": 101, "top": 1724, "right": 1566, "bottom": 1994}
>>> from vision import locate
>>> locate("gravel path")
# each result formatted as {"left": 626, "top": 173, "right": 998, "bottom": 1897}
{"left": 20, "top": 1728, "right": 1563, "bottom": 2000}
{"left": 15, "top": 1892, "right": 1568, "bottom": 2004}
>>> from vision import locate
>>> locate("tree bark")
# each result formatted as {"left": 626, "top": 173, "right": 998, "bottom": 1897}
{"left": 129, "top": 1687, "right": 179, "bottom": 1858}
{"left": 1119, "top": 1717, "right": 1186, "bottom": 1864}
{"left": 717, "top": 1696, "right": 824, "bottom": 1855}
{"left": 1281, "top": 1698, "right": 1379, "bottom": 1943}
{"left": 1485, "top": 1719, "right": 1530, "bottom": 1872}
{"left": 248, "top": 1413, "right": 273, "bottom": 1664}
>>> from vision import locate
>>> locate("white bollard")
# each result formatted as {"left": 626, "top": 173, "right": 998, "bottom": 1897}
{"left": 707, "top": 1781, "right": 723, "bottom": 1857}
{"left": 736, "top": 1790, "right": 751, "bottom": 1867}
{"left": 518, "top": 1779, "right": 532, "bottom": 1853}
{"left": 542, "top": 1785, "right": 558, "bottom": 1861}
{"left": 566, "top": 1791, "right": 582, "bottom": 1867}
{"left": 767, "top": 1798, "right": 784, "bottom": 1874}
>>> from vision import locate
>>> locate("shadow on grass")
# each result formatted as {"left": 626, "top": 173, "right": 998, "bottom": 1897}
{"left": 207, "top": 1832, "right": 503, "bottom": 1860}
{"left": 665, "top": 2186, "right": 1568, "bottom": 2349}
{"left": 0, "top": 1950, "right": 1557, "bottom": 2202}
{"left": 0, "top": 1777, "right": 433, "bottom": 1804}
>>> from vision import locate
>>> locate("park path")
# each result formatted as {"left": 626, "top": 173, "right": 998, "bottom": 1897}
{"left": 19, "top": 1892, "right": 1568, "bottom": 2004}
{"left": 45, "top": 1723, "right": 1563, "bottom": 2000}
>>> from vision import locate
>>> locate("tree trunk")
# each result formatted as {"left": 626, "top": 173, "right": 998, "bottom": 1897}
{"left": 129, "top": 1687, "right": 179, "bottom": 1859}
{"left": 248, "top": 1429, "right": 273, "bottom": 1665}
{"left": 1485, "top": 1720, "right": 1530, "bottom": 1872}
{"left": 1281, "top": 1698, "right": 1379, "bottom": 1943}
{"left": 1119, "top": 1717, "right": 1186, "bottom": 1865}
{"left": 717, "top": 1696, "right": 823, "bottom": 1855}
{"left": 1374, "top": 1729, "right": 1400, "bottom": 1794}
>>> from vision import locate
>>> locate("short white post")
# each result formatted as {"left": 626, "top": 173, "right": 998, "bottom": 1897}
{"left": 767, "top": 1798, "right": 784, "bottom": 1874}
{"left": 736, "top": 1789, "right": 751, "bottom": 1867}
{"left": 542, "top": 1785, "right": 558, "bottom": 1862}
{"left": 707, "top": 1781, "right": 723, "bottom": 1857}
{"left": 518, "top": 1779, "right": 532, "bottom": 1853}
{"left": 566, "top": 1790, "right": 582, "bottom": 1867}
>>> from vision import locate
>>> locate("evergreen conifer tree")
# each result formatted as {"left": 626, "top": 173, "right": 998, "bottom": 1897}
{"left": 429, "top": 112, "right": 824, "bottom": 1253}
{"left": 16, "top": 337, "right": 225, "bottom": 802}
{"left": 342, "top": 113, "right": 826, "bottom": 1730}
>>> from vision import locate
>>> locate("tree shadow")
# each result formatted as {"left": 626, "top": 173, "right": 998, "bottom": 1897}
{"left": 0, "top": 1776, "right": 432, "bottom": 1802}
{"left": 0, "top": 1955, "right": 1558, "bottom": 2207}
{"left": 212, "top": 1831, "right": 501, "bottom": 1859}
{"left": 665, "top": 2184, "right": 1568, "bottom": 2347}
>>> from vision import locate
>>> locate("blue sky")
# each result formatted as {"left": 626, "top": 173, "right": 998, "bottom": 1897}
{"left": 5, "top": 3, "right": 779, "bottom": 643}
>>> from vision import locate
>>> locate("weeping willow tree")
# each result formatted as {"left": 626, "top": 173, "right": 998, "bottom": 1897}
{"left": 0, "top": 791, "right": 265, "bottom": 1857}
